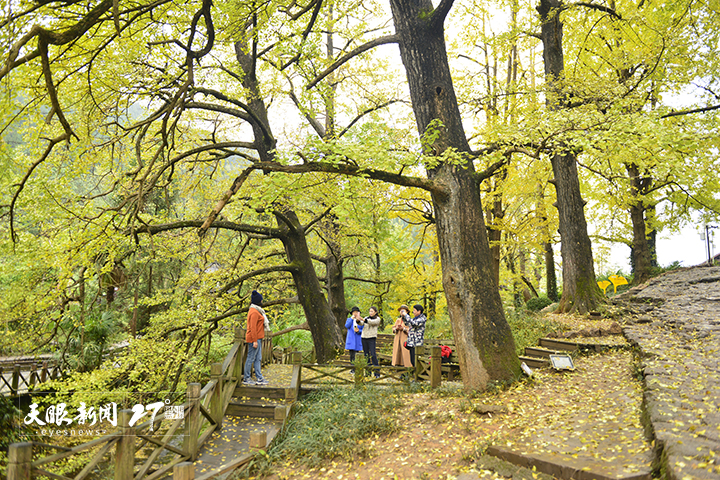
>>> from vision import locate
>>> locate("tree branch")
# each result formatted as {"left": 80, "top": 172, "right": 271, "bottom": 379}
{"left": 251, "top": 160, "right": 447, "bottom": 196}
{"left": 9, "top": 133, "right": 69, "bottom": 242}
{"left": 337, "top": 99, "right": 405, "bottom": 138}
{"left": 219, "top": 265, "right": 298, "bottom": 294}
{"left": 135, "top": 220, "right": 281, "bottom": 237}
{"left": 269, "top": 321, "right": 309, "bottom": 338}
{"left": 307, "top": 34, "right": 399, "bottom": 89}
{"left": 280, "top": 0, "right": 324, "bottom": 70}
{"left": 661, "top": 103, "right": 720, "bottom": 118}
{"left": 199, "top": 167, "right": 254, "bottom": 237}
{"left": 429, "top": 0, "right": 455, "bottom": 31}
{"left": 572, "top": 2, "right": 622, "bottom": 20}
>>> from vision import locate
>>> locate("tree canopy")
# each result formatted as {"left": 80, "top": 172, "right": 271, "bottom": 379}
{"left": 1, "top": 0, "right": 719, "bottom": 391}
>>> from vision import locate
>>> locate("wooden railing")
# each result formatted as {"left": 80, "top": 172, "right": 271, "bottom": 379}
{"left": 0, "top": 360, "right": 65, "bottom": 396}
{"left": 302, "top": 344, "right": 445, "bottom": 388}
{"left": 1, "top": 344, "right": 129, "bottom": 397}
{"left": 7, "top": 328, "right": 258, "bottom": 480}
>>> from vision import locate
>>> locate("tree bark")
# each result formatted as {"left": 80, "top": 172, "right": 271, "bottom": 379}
{"left": 275, "top": 207, "right": 344, "bottom": 361}
{"left": 627, "top": 164, "right": 653, "bottom": 284}
{"left": 538, "top": 0, "right": 602, "bottom": 313}
{"left": 323, "top": 217, "right": 347, "bottom": 331}
{"left": 389, "top": 0, "right": 520, "bottom": 389}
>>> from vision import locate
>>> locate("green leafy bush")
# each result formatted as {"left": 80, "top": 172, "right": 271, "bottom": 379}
{"left": 506, "top": 309, "right": 563, "bottom": 356}
{"left": 525, "top": 296, "right": 553, "bottom": 312}
{"left": 264, "top": 387, "right": 400, "bottom": 467}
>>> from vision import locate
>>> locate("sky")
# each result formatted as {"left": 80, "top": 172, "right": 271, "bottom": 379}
{"left": 603, "top": 223, "right": 716, "bottom": 275}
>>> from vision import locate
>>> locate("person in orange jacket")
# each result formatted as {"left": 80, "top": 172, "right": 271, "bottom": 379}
{"left": 243, "top": 290, "right": 269, "bottom": 385}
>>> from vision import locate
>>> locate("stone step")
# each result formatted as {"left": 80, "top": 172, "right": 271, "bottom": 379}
{"left": 518, "top": 356, "right": 550, "bottom": 369}
{"left": 524, "top": 346, "right": 560, "bottom": 358}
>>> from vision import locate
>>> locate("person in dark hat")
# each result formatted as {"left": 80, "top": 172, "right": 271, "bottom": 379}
{"left": 244, "top": 290, "right": 269, "bottom": 386}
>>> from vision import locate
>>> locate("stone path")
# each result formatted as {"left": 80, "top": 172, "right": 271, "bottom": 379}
{"left": 617, "top": 266, "right": 720, "bottom": 480}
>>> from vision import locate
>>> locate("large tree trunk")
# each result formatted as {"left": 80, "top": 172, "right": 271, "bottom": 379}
{"left": 536, "top": 183, "right": 559, "bottom": 301}
{"left": 389, "top": 0, "right": 520, "bottom": 390}
{"left": 487, "top": 194, "right": 504, "bottom": 288}
{"left": 538, "top": 0, "right": 602, "bottom": 314}
{"left": 324, "top": 218, "right": 348, "bottom": 331}
{"left": 236, "top": 41, "right": 343, "bottom": 361}
{"left": 627, "top": 164, "right": 653, "bottom": 284}
{"left": 275, "top": 208, "right": 344, "bottom": 362}
{"left": 550, "top": 153, "right": 600, "bottom": 313}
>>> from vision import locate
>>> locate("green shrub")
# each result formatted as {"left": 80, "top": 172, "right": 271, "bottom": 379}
{"left": 506, "top": 309, "right": 563, "bottom": 356}
{"left": 0, "top": 395, "right": 28, "bottom": 449}
{"left": 525, "top": 296, "right": 553, "bottom": 312}
{"left": 264, "top": 387, "right": 400, "bottom": 467}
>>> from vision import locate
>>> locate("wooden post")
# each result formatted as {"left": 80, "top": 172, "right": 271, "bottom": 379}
{"left": 430, "top": 346, "right": 442, "bottom": 389}
{"left": 12, "top": 364, "right": 20, "bottom": 394}
{"left": 283, "top": 347, "right": 290, "bottom": 364}
{"left": 249, "top": 431, "right": 267, "bottom": 449}
{"left": 115, "top": 410, "right": 135, "bottom": 480}
{"left": 289, "top": 352, "right": 302, "bottom": 400}
{"left": 233, "top": 328, "right": 246, "bottom": 380}
{"left": 7, "top": 442, "right": 32, "bottom": 480}
{"left": 210, "top": 363, "right": 223, "bottom": 431}
{"left": 29, "top": 363, "right": 36, "bottom": 389}
{"left": 40, "top": 361, "right": 48, "bottom": 383}
{"left": 274, "top": 405, "right": 287, "bottom": 421}
{"left": 173, "top": 462, "right": 194, "bottom": 480}
{"left": 184, "top": 383, "right": 201, "bottom": 461}
{"left": 414, "top": 349, "right": 421, "bottom": 381}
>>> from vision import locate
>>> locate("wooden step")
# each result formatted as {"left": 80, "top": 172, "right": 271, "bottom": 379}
{"left": 524, "top": 346, "right": 560, "bottom": 358}
{"left": 539, "top": 338, "right": 607, "bottom": 352}
{"left": 226, "top": 399, "right": 286, "bottom": 418}
{"left": 519, "top": 356, "right": 550, "bottom": 369}
{"left": 233, "top": 385, "right": 288, "bottom": 399}
{"left": 538, "top": 338, "right": 580, "bottom": 352}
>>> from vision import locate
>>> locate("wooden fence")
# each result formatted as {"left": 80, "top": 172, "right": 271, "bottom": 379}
{"left": 0, "top": 360, "right": 66, "bottom": 396}
{"left": 7, "top": 328, "right": 277, "bottom": 480}
{"left": 1, "top": 344, "right": 129, "bottom": 397}
{"left": 304, "top": 345, "right": 445, "bottom": 388}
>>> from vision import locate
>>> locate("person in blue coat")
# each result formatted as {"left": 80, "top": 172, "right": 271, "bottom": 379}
{"left": 345, "top": 306, "right": 364, "bottom": 368}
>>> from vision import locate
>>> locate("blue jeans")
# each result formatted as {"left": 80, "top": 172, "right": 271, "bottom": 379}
{"left": 244, "top": 339, "right": 264, "bottom": 382}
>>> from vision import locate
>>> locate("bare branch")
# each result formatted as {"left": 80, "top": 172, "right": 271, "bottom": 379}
{"left": 281, "top": 0, "right": 324, "bottom": 70}
{"left": 9, "top": 133, "right": 69, "bottom": 242}
{"left": 572, "top": 2, "right": 622, "bottom": 20}
{"left": 307, "top": 35, "right": 399, "bottom": 89}
{"left": 269, "top": 321, "right": 309, "bottom": 338}
{"left": 219, "top": 265, "right": 298, "bottom": 294}
{"left": 343, "top": 276, "right": 392, "bottom": 285}
{"left": 135, "top": 220, "right": 281, "bottom": 237}
{"left": 661, "top": 104, "right": 720, "bottom": 118}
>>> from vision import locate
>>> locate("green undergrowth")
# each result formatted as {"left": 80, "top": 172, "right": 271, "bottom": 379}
{"left": 237, "top": 386, "right": 402, "bottom": 477}
{"left": 506, "top": 309, "right": 564, "bottom": 356}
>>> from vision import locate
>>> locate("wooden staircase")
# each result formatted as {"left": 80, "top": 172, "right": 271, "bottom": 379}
{"left": 519, "top": 337, "right": 607, "bottom": 369}
{"left": 226, "top": 385, "right": 292, "bottom": 419}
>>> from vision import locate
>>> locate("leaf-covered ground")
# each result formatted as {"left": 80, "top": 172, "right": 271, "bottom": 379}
{"left": 251, "top": 347, "right": 654, "bottom": 480}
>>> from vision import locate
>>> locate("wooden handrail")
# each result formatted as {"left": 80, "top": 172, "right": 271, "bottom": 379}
{"left": 7, "top": 327, "right": 257, "bottom": 480}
